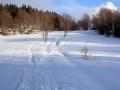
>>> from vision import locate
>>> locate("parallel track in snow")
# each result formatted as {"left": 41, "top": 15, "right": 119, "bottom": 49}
{"left": 15, "top": 34, "right": 65, "bottom": 90}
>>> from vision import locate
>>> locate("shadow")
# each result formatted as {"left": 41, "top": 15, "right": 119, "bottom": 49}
{"left": 5, "top": 37, "right": 43, "bottom": 42}
{"left": 5, "top": 36, "right": 58, "bottom": 43}
{"left": 63, "top": 30, "right": 120, "bottom": 45}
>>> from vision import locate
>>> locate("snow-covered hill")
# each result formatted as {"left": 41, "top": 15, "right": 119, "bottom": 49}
{"left": 0, "top": 30, "right": 120, "bottom": 90}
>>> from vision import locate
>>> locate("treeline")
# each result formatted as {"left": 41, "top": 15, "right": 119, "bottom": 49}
{"left": 1, "top": 4, "right": 120, "bottom": 38}
{"left": 0, "top": 4, "right": 77, "bottom": 35}
{"left": 92, "top": 8, "right": 120, "bottom": 37}
{"left": 78, "top": 7, "right": 120, "bottom": 38}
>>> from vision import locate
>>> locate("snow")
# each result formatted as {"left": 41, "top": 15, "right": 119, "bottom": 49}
{"left": 0, "top": 30, "right": 120, "bottom": 90}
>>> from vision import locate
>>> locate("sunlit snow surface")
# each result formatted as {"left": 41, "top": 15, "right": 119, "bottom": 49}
{"left": 0, "top": 30, "right": 120, "bottom": 90}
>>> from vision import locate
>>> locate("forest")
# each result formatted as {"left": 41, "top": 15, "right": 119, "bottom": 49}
{"left": 0, "top": 4, "right": 77, "bottom": 36}
{"left": 0, "top": 4, "right": 120, "bottom": 38}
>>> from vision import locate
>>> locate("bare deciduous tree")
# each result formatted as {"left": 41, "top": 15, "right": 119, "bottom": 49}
{"left": 61, "top": 13, "right": 72, "bottom": 37}
{"left": 80, "top": 13, "right": 90, "bottom": 30}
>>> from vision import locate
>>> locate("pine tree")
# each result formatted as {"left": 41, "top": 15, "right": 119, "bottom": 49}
{"left": 53, "top": 16, "right": 60, "bottom": 30}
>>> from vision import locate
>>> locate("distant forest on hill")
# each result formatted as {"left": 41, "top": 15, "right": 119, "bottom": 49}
{"left": 0, "top": 4, "right": 120, "bottom": 38}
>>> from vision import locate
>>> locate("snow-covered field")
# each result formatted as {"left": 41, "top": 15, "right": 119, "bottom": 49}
{"left": 0, "top": 30, "right": 120, "bottom": 90}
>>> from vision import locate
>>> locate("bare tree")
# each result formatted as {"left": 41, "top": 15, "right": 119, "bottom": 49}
{"left": 0, "top": 9, "right": 13, "bottom": 35}
{"left": 0, "top": 9, "right": 13, "bottom": 26}
{"left": 80, "top": 13, "right": 90, "bottom": 30}
{"left": 111, "top": 10, "right": 120, "bottom": 37}
{"left": 14, "top": 10, "right": 33, "bottom": 34}
{"left": 61, "top": 13, "right": 72, "bottom": 37}
{"left": 40, "top": 11, "right": 54, "bottom": 42}
{"left": 93, "top": 8, "right": 113, "bottom": 36}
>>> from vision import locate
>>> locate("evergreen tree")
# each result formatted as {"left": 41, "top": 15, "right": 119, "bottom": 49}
{"left": 53, "top": 16, "right": 60, "bottom": 30}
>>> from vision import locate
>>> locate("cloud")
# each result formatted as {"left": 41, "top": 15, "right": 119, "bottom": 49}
{"left": 97, "top": 2, "right": 118, "bottom": 11}
{"left": 61, "top": 1, "right": 118, "bottom": 20}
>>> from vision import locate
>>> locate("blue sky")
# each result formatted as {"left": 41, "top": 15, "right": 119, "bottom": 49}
{"left": 0, "top": 0, "right": 120, "bottom": 20}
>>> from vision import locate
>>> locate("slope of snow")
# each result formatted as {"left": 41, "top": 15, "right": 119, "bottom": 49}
{"left": 0, "top": 30, "right": 120, "bottom": 90}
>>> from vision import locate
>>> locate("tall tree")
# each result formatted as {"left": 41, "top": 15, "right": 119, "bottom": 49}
{"left": 112, "top": 10, "right": 120, "bottom": 37}
{"left": 80, "top": 13, "right": 90, "bottom": 30}
{"left": 92, "top": 8, "right": 113, "bottom": 36}
{"left": 0, "top": 9, "right": 13, "bottom": 26}
{"left": 61, "top": 13, "right": 72, "bottom": 36}
{"left": 53, "top": 16, "right": 60, "bottom": 30}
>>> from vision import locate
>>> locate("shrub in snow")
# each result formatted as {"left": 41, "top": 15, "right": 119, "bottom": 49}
{"left": 81, "top": 44, "right": 98, "bottom": 60}
{"left": 81, "top": 45, "right": 91, "bottom": 60}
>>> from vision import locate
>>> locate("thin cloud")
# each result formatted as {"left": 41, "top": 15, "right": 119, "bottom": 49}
{"left": 62, "top": 1, "right": 118, "bottom": 20}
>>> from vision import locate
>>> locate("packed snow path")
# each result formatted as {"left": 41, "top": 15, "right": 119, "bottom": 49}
{"left": 0, "top": 31, "right": 120, "bottom": 90}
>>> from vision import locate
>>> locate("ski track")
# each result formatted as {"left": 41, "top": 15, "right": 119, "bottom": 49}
{"left": 47, "top": 34, "right": 65, "bottom": 90}
{"left": 15, "top": 34, "right": 65, "bottom": 90}
{"left": 14, "top": 31, "right": 117, "bottom": 90}
{"left": 1, "top": 31, "right": 120, "bottom": 90}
